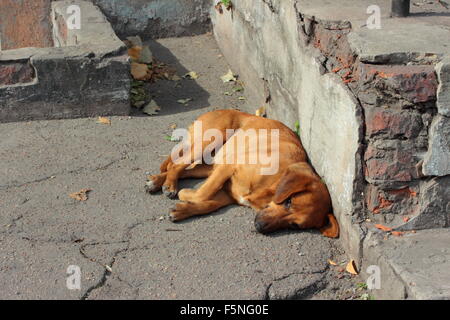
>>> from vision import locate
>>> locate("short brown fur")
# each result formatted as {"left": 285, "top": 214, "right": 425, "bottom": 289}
{"left": 146, "top": 110, "right": 339, "bottom": 238}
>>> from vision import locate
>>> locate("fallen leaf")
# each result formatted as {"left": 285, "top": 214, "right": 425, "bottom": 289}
{"left": 69, "top": 189, "right": 92, "bottom": 201}
{"left": 402, "top": 217, "right": 410, "bottom": 223}
{"left": 392, "top": 231, "right": 404, "bottom": 237}
{"left": 224, "top": 91, "right": 232, "bottom": 96}
{"left": 131, "top": 62, "right": 150, "bottom": 81}
{"left": 170, "top": 123, "right": 177, "bottom": 130}
{"left": 232, "top": 85, "right": 244, "bottom": 92}
{"left": 143, "top": 100, "right": 161, "bottom": 115}
{"left": 128, "top": 46, "right": 143, "bottom": 62}
{"left": 184, "top": 71, "right": 199, "bottom": 79}
{"left": 177, "top": 98, "right": 193, "bottom": 105}
{"left": 238, "top": 96, "right": 246, "bottom": 101}
{"left": 138, "top": 46, "right": 153, "bottom": 64}
{"left": 105, "top": 265, "right": 112, "bottom": 272}
{"left": 171, "top": 75, "right": 182, "bottom": 81}
{"left": 255, "top": 106, "right": 266, "bottom": 117}
{"left": 221, "top": 69, "right": 237, "bottom": 82}
{"left": 375, "top": 224, "right": 392, "bottom": 232}
{"left": 328, "top": 259, "right": 338, "bottom": 266}
{"left": 97, "top": 117, "right": 111, "bottom": 125}
{"left": 346, "top": 260, "right": 359, "bottom": 275}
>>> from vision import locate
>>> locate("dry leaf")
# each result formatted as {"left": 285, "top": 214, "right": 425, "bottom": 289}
{"left": 402, "top": 217, "right": 410, "bottom": 223}
{"left": 392, "top": 231, "right": 405, "bottom": 237}
{"left": 131, "top": 62, "right": 150, "bottom": 81}
{"left": 255, "top": 106, "right": 266, "bottom": 117}
{"left": 128, "top": 46, "right": 142, "bottom": 62}
{"left": 184, "top": 71, "right": 199, "bottom": 80}
{"left": 346, "top": 260, "right": 359, "bottom": 275}
{"left": 221, "top": 69, "right": 237, "bottom": 82}
{"left": 177, "top": 98, "right": 193, "bottom": 105}
{"left": 375, "top": 224, "right": 393, "bottom": 232}
{"left": 171, "top": 75, "right": 182, "bottom": 81}
{"left": 69, "top": 189, "right": 92, "bottom": 201}
{"left": 143, "top": 100, "right": 161, "bottom": 115}
{"left": 328, "top": 259, "right": 338, "bottom": 266}
{"left": 97, "top": 117, "right": 111, "bottom": 125}
{"left": 170, "top": 123, "right": 177, "bottom": 130}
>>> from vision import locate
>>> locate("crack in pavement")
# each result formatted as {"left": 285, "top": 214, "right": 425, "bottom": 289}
{"left": 79, "top": 222, "right": 144, "bottom": 300}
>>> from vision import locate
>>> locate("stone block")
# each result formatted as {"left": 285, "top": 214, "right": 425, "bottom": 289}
{"left": 422, "top": 115, "right": 450, "bottom": 177}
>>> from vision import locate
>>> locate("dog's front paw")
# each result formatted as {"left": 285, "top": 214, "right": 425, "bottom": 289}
{"left": 163, "top": 185, "right": 178, "bottom": 199}
{"left": 169, "top": 202, "right": 188, "bottom": 222}
{"left": 145, "top": 174, "right": 166, "bottom": 194}
{"left": 145, "top": 179, "right": 160, "bottom": 193}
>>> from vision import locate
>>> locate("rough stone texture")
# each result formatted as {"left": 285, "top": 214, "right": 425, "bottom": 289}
{"left": 0, "top": 61, "right": 35, "bottom": 85}
{"left": 362, "top": 229, "right": 450, "bottom": 299}
{"left": 397, "top": 176, "right": 450, "bottom": 231}
{"left": 436, "top": 57, "right": 450, "bottom": 117}
{"left": 348, "top": 21, "right": 450, "bottom": 64}
{"left": 211, "top": 0, "right": 365, "bottom": 262}
{"left": 52, "top": 0, "right": 125, "bottom": 48}
{"left": 422, "top": 115, "right": 450, "bottom": 177}
{"left": 0, "top": 0, "right": 54, "bottom": 50}
{"left": 211, "top": 1, "right": 450, "bottom": 293}
{"left": 0, "top": 1, "right": 130, "bottom": 123}
{"left": 87, "top": 0, "right": 211, "bottom": 39}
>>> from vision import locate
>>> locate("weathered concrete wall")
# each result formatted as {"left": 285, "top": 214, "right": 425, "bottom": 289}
{"left": 88, "top": 0, "right": 211, "bottom": 39}
{"left": 0, "top": 0, "right": 54, "bottom": 50}
{"left": 0, "top": 1, "right": 130, "bottom": 123}
{"left": 211, "top": 0, "right": 450, "bottom": 263}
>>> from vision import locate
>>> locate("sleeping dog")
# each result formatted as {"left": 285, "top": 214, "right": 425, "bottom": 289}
{"left": 145, "top": 109, "right": 339, "bottom": 238}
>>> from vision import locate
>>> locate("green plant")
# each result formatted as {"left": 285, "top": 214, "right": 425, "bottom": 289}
{"left": 356, "top": 282, "right": 368, "bottom": 290}
{"left": 294, "top": 121, "right": 300, "bottom": 136}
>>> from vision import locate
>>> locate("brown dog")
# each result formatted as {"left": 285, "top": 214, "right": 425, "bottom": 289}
{"left": 145, "top": 109, "right": 339, "bottom": 238}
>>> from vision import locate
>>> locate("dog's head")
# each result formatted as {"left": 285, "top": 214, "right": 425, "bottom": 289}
{"left": 254, "top": 163, "right": 339, "bottom": 238}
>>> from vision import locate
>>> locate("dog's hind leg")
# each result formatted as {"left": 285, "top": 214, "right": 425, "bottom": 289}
{"left": 170, "top": 190, "right": 236, "bottom": 222}
{"left": 178, "top": 165, "right": 234, "bottom": 202}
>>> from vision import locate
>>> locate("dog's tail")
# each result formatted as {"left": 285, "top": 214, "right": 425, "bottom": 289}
{"left": 320, "top": 213, "right": 339, "bottom": 238}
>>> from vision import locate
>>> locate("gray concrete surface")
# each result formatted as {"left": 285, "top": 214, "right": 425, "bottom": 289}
{"left": 0, "top": 35, "right": 360, "bottom": 300}
{"left": 362, "top": 228, "right": 450, "bottom": 300}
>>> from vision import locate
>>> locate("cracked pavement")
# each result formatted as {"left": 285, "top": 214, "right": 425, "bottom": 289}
{"left": 0, "top": 34, "right": 356, "bottom": 299}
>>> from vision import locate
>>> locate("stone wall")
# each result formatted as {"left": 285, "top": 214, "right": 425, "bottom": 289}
{"left": 0, "top": 1, "right": 130, "bottom": 123}
{"left": 0, "top": 0, "right": 54, "bottom": 50}
{"left": 87, "top": 0, "right": 211, "bottom": 39}
{"left": 211, "top": 0, "right": 450, "bottom": 261}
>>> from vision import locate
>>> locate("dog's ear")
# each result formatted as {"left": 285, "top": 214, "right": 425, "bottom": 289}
{"left": 320, "top": 214, "right": 339, "bottom": 238}
{"left": 273, "top": 164, "right": 308, "bottom": 204}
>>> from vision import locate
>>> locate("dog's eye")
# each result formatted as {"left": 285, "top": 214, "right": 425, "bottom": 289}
{"left": 284, "top": 198, "right": 292, "bottom": 209}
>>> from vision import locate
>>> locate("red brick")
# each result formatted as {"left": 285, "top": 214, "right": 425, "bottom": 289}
{"left": 0, "top": 0, "right": 53, "bottom": 50}
{"left": 356, "top": 64, "right": 438, "bottom": 103}
{"left": 0, "top": 62, "right": 35, "bottom": 85}
{"left": 365, "top": 108, "right": 423, "bottom": 138}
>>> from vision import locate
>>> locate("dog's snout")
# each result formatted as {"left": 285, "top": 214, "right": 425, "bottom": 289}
{"left": 254, "top": 217, "right": 268, "bottom": 233}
